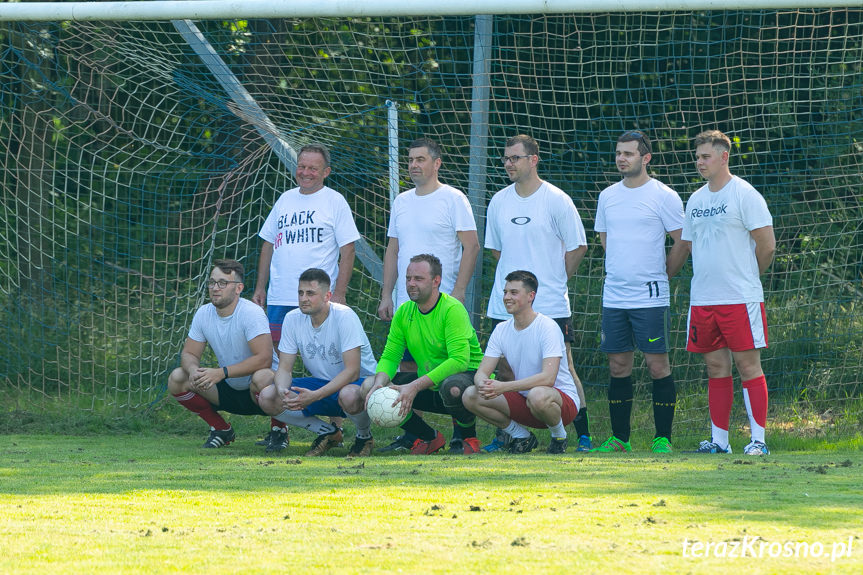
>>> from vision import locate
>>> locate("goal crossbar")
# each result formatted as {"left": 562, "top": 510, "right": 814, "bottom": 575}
{"left": 1, "top": 0, "right": 861, "bottom": 21}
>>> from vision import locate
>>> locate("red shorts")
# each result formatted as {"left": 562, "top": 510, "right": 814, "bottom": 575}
{"left": 503, "top": 389, "right": 579, "bottom": 428}
{"left": 686, "top": 303, "right": 768, "bottom": 353}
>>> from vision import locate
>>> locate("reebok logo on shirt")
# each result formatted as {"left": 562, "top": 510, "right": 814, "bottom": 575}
{"left": 690, "top": 204, "right": 727, "bottom": 218}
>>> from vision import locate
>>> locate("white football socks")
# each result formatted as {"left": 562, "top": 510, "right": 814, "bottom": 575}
{"left": 275, "top": 410, "right": 336, "bottom": 435}
{"left": 547, "top": 420, "right": 567, "bottom": 439}
{"left": 503, "top": 419, "right": 531, "bottom": 439}
{"left": 346, "top": 410, "right": 373, "bottom": 439}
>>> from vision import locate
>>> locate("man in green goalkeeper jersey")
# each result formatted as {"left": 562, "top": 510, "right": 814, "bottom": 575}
{"left": 349, "top": 253, "right": 483, "bottom": 454}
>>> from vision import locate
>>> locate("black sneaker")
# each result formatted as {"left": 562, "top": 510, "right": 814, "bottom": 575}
{"left": 203, "top": 426, "right": 235, "bottom": 448}
{"left": 256, "top": 426, "right": 289, "bottom": 447}
{"left": 377, "top": 434, "right": 414, "bottom": 453}
{"left": 547, "top": 436, "right": 568, "bottom": 454}
{"left": 449, "top": 438, "right": 464, "bottom": 454}
{"left": 346, "top": 436, "right": 375, "bottom": 458}
{"left": 507, "top": 432, "right": 539, "bottom": 454}
{"left": 265, "top": 427, "right": 289, "bottom": 453}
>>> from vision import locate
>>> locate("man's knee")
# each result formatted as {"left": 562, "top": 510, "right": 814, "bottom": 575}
{"left": 461, "top": 384, "right": 478, "bottom": 408}
{"left": 439, "top": 373, "right": 473, "bottom": 406}
{"left": 250, "top": 369, "right": 274, "bottom": 393}
{"left": 359, "top": 375, "right": 379, "bottom": 399}
{"left": 168, "top": 367, "right": 190, "bottom": 394}
{"left": 339, "top": 385, "right": 363, "bottom": 414}
{"left": 526, "top": 386, "right": 556, "bottom": 412}
{"left": 257, "top": 385, "right": 281, "bottom": 415}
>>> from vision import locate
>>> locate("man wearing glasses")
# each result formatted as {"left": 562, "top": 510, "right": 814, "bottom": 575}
{"left": 592, "top": 130, "right": 687, "bottom": 454}
{"left": 483, "top": 134, "right": 592, "bottom": 452}
{"left": 168, "top": 259, "right": 276, "bottom": 448}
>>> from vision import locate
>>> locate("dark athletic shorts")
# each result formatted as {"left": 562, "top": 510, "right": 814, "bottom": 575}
{"left": 600, "top": 306, "right": 670, "bottom": 354}
{"left": 213, "top": 380, "right": 267, "bottom": 416}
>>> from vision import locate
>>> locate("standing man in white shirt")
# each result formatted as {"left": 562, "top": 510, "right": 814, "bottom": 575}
{"left": 253, "top": 143, "right": 360, "bottom": 448}
{"left": 682, "top": 130, "right": 775, "bottom": 456}
{"left": 592, "top": 130, "right": 688, "bottom": 454}
{"left": 376, "top": 138, "right": 480, "bottom": 454}
{"left": 484, "top": 134, "right": 592, "bottom": 451}
{"left": 378, "top": 138, "right": 479, "bottom": 320}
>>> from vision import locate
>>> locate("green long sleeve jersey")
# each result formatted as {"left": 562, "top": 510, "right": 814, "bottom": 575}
{"left": 376, "top": 293, "right": 483, "bottom": 390}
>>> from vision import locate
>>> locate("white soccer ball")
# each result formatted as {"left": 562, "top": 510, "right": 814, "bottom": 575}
{"left": 366, "top": 386, "right": 404, "bottom": 428}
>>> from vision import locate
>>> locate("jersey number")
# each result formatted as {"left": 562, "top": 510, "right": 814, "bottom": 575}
{"left": 646, "top": 281, "right": 660, "bottom": 298}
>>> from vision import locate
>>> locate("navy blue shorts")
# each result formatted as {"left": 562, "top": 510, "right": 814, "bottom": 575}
{"left": 600, "top": 306, "right": 670, "bottom": 354}
{"left": 290, "top": 377, "right": 363, "bottom": 417}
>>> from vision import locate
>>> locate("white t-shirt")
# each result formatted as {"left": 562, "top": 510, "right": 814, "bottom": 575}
{"left": 188, "top": 298, "right": 274, "bottom": 390}
{"left": 278, "top": 302, "right": 377, "bottom": 381}
{"left": 681, "top": 175, "right": 773, "bottom": 305}
{"left": 387, "top": 184, "right": 477, "bottom": 308}
{"left": 485, "top": 313, "right": 580, "bottom": 408}
{"left": 259, "top": 186, "right": 361, "bottom": 306}
{"left": 595, "top": 178, "right": 684, "bottom": 308}
{"left": 485, "top": 181, "right": 587, "bottom": 319}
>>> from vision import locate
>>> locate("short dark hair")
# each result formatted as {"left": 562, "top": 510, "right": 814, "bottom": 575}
{"left": 213, "top": 259, "right": 244, "bottom": 282}
{"left": 408, "top": 138, "right": 442, "bottom": 161}
{"left": 618, "top": 130, "right": 652, "bottom": 156}
{"left": 504, "top": 270, "right": 538, "bottom": 294}
{"left": 298, "top": 267, "right": 331, "bottom": 289}
{"left": 409, "top": 253, "right": 443, "bottom": 279}
{"left": 694, "top": 130, "right": 732, "bottom": 153}
{"left": 505, "top": 134, "right": 539, "bottom": 157}
{"left": 298, "top": 143, "right": 331, "bottom": 167}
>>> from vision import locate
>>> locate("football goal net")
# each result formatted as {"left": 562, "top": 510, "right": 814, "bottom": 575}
{"left": 1, "top": 3, "right": 860, "bottom": 439}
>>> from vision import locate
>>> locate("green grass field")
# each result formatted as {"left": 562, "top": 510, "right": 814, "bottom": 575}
{"left": 2, "top": 420, "right": 861, "bottom": 575}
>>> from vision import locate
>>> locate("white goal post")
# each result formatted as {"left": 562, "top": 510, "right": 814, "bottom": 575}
{"left": 1, "top": 0, "right": 861, "bottom": 21}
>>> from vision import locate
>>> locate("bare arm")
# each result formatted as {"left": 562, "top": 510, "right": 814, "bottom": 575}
{"left": 450, "top": 230, "right": 480, "bottom": 303}
{"left": 332, "top": 242, "right": 356, "bottom": 304}
{"left": 273, "top": 351, "right": 297, "bottom": 397}
{"left": 185, "top": 333, "right": 272, "bottom": 391}
{"left": 665, "top": 228, "right": 689, "bottom": 279}
{"left": 227, "top": 333, "right": 274, "bottom": 376}
{"left": 377, "top": 237, "right": 400, "bottom": 321}
{"left": 474, "top": 355, "right": 501, "bottom": 386}
{"left": 180, "top": 338, "right": 205, "bottom": 375}
{"left": 564, "top": 245, "right": 587, "bottom": 279}
{"left": 598, "top": 231, "right": 606, "bottom": 252}
{"left": 253, "top": 240, "right": 274, "bottom": 307}
{"left": 497, "top": 356, "right": 559, "bottom": 393}
{"left": 477, "top": 356, "right": 560, "bottom": 400}
{"left": 751, "top": 225, "right": 776, "bottom": 274}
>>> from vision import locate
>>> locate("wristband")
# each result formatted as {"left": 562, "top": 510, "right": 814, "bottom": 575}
{"left": 223, "top": 366, "right": 229, "bottom": 379}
